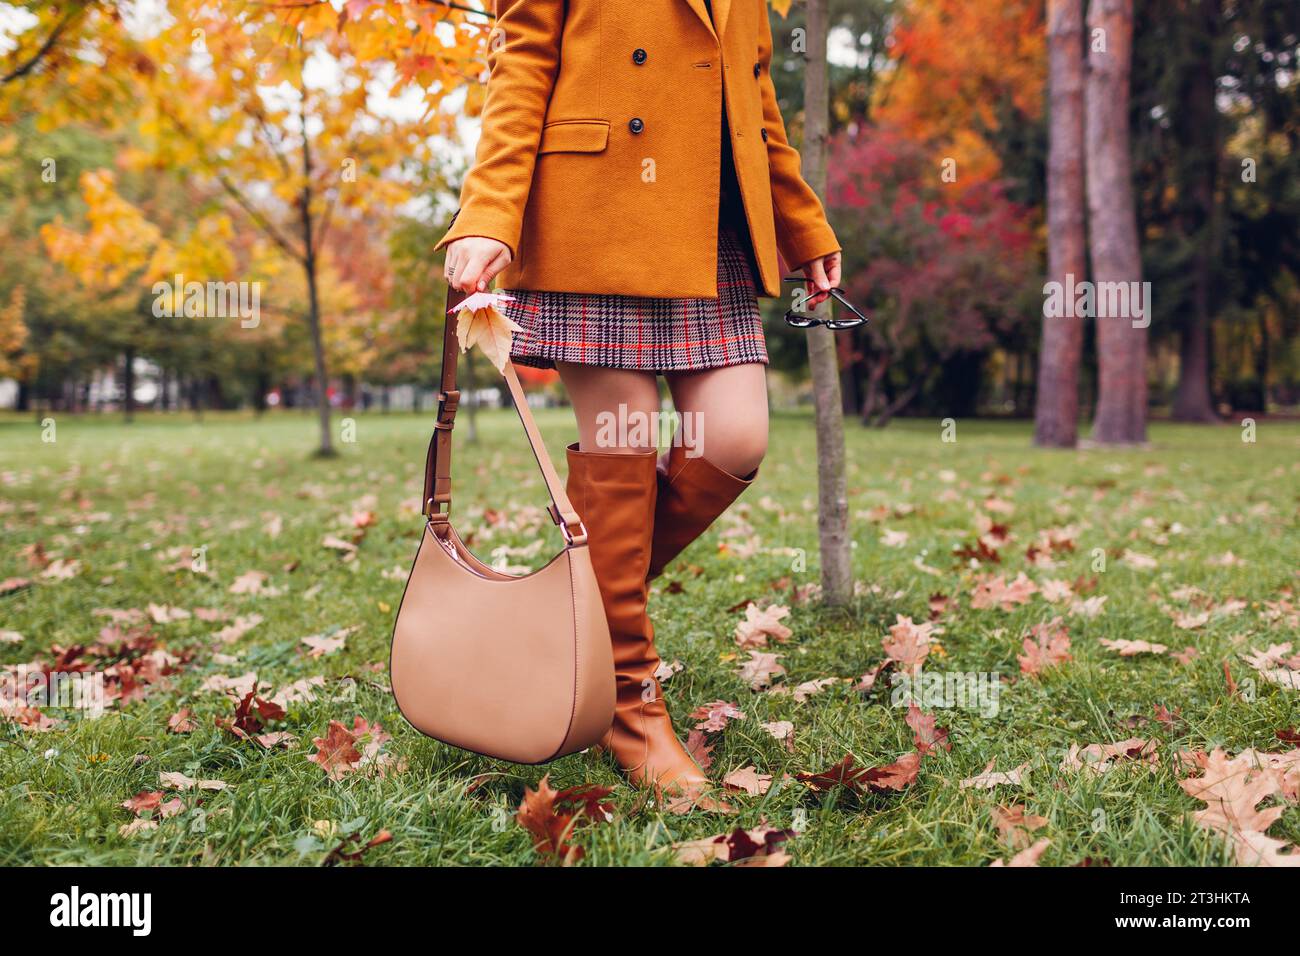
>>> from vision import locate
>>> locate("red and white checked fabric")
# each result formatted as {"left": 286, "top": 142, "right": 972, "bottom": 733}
{"left": 503, "top": 224, "right": 769, "bottom": 373}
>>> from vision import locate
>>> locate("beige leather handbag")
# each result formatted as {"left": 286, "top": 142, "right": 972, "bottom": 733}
{"left": 389, "top": 284, "right": 615, "bottom": 764}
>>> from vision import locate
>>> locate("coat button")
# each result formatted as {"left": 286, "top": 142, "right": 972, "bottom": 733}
{"left": 753, "top": 62, "right": 761, "bottom": 77}
{"left": 629, "top": 118, "right": 645, "bottom": 134}
{"left": 632, "top": 48, "right": 647, "bottom": 65}
{"left": 761, "top": 127, "right": 769, "bottom": 142}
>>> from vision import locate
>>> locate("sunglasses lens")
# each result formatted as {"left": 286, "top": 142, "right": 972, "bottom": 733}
{"left": 784, "top": 314, "right": 817, "bottom": 327}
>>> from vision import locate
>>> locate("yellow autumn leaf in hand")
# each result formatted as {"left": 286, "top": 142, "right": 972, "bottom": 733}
{"left": 453, "top": 293, "right": 521, "bottom": 374}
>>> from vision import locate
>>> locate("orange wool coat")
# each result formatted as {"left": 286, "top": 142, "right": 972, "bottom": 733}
{"left": 434, "top": 0, "right": 841, "bottom": 299}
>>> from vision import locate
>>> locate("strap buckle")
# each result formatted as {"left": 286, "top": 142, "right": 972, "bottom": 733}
{"left": 560, "top": 519, "right": 588, "bottom": 547}
{"left": 424, "top": 497, "right": 451, "bottom": 520}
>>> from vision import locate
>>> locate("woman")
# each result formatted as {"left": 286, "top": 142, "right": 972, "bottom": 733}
{"left": 437, "top": 0, "right": 841, "bottom": 799}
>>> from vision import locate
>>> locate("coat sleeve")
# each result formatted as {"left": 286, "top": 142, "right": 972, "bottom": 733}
{"left": 434, "top": 0, "right": 565, "bottom": 258}
{"left": 756, "top": 10, "right": 841, "bottom": 271}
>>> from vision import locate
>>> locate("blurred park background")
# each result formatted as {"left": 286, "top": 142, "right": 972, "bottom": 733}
{"left": 1, "top": 0, "right": 1297, "bottom": 450}
{"left": 4, "top": 1, "right": 1300, "bottom": 867}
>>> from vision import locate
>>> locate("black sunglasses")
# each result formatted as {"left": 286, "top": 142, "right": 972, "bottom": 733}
{"left": 780, "top": 276, "right": 868, "bottom": 329}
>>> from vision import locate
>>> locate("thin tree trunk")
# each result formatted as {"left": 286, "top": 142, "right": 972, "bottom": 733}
{"left": 1086, "top": 0, "right": 1147, "bottom": 445}
{"left": 1034, "top": 0, "right": 1087, "bottom": 447}
{"left": 802, "top": 0, "right": 851, "bottom": 605}
{"left": 122, "top": 348, "right": 135, "bottom": 424}
{"left": 299, "top": 108, "right": 334, "bottom": 457}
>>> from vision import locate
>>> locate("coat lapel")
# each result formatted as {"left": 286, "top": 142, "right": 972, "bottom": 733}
{"left": 712, "top": 0, "right": 732, "bottom": 39}
{"left": 682, "top": 0, "right": 718, "bottom": 41}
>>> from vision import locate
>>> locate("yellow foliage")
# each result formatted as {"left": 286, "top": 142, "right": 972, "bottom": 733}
{"left": 40, "top": 169, "right": 168, "bottom": 290}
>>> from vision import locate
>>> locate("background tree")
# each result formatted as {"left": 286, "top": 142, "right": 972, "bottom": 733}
{"left": 1034, "top": 0, "right": 1088, "bottom": 447}
{"left": 795, "top": 0, "right": 853, "bottom": 606}
{"left": 1087, "top": 0, "right": 1148, "bottom": 444}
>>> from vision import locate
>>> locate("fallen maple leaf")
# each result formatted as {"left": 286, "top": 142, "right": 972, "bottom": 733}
{"left": 882, "top": 615, "right": 941, "bottom": 675}
{"left": 671, "top": 825, "right": 793, "bottom": 866}
{"left": 1018, "top": 617, "right": 1072, "bottom": 676}
{"left": 737, "top": 651, "right": 785, "bottom": 690}
{"left": 791, "top": 677, "right": 840, "bottom": 702}
{"left": 228, "top": 570, "right": 268, "bottom": 594}
{"left": 166, "top": 708, "right": 197, "bottom": 734}
{"left": 216, "top": 691, "right": 286, "bottom": 742}
{"left": 989, "top": 837, "right": 1050, "bottom": 867}
{"left": 970, "top": 573, "right": 1037, "bottom": 611}
{"left": 905, "top": 703, "right": 951, "bottom": 755}
{"left": 722, "top": 765, "right": 772, "bottom": 795}
{"left": 1061, "top": 738, "right": 1158, "bottom": 775}
{"left": 796, "top": 752, "right": 921, "bottom": 796}
{"left": 1099, "top": 638, "right": 1168, "bottom": 657}
{"left": 515, "top": 774, "right": 613, "bottom": 863}
{"left": 1179, "top": 748, "right": 1286, "bottom": 835}
{"left": 1231, "top": 830, "right": 1300, "bottom": 867}
{"left": 733, "top": 603, "right": 792, "bottom": 648}
{"left": 214, "top": 614, "right": 263, "bottom": 644}
{"left": 959, "top": 760, "right": 1029, "bottom": 790}
{"left": 762, "top": 720, "right": 796, "bottom": 752}
{"left": 308, "top": 720, "right": 364, "bottom": 780}
{"left": 991, "top": 804, "right": 1048, "bottom": 849}
{"left": 159, "top": 771, "right": 227, "bottom": 791}
{"left": 690, "top": 700, "right": 745, "bottom": 732}
{"left": 685, "top": 730, "right": 715, "bottom": 772}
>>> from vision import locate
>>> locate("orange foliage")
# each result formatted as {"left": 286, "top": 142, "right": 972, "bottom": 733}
{"left": 877, "top": 0, "right": 1045, "bottom": 185}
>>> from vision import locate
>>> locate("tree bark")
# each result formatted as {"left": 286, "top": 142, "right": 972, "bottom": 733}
{"left": 299, "top": 106, "right": 334, "bottom": 457}
{"left": 122, "top": 347, "right": 136, "bottom": 424}
{"left": 1086, "top": 0, "right": 1148, "bottom": 445}
{"left": 801, "top": 0, "right": 852, "bottom": 605}
{"left": 1034, "top": 0, "right": 1088, "bottom": 447}
{"left": 1171, "top": 0, "right": 1221, "bottom": 422}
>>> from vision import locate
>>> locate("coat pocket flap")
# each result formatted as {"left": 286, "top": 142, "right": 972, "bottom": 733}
{"left": 538, "top": 120, "right": 610, "bottom": 155}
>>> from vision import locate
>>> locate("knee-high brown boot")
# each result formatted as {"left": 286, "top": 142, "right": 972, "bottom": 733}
{"left": 649, "top": 441, "right": 756, "bottom": 581}
{"left": 565, "top": 442, "right": 712, "bottom": 796}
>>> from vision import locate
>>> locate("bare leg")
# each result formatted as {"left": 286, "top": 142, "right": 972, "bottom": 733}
{"left": 554, "top": 361, "right": 724, "bottom": 804}
{"left": 643, "top": 363, "right": 768, "bottom": 581}
{"left": 556, "top": 362, "right": 660, "bottom": 453}
{"left": 664, "top": 362, "right": 769, "bottom": 477}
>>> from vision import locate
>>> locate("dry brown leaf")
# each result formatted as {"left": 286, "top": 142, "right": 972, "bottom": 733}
{"left": 990, "top": 837, "right": 1050, "bottom": 867}
{"left": 960, "top": 760, "right": 1029, "bottom": 790}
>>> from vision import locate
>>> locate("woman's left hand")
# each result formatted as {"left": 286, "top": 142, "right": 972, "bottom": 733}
{"left": 800, "top": 251, "right": 842, "bottom": 308}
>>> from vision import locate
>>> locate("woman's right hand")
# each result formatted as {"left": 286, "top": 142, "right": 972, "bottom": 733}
{"left": 444, "top": 236, "right": 513, "bottom": 293}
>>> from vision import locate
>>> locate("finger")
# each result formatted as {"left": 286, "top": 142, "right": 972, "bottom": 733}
{"left": 444, "top": 246, "right": 460, "bottom": 285}
{"left": 826, "top": 255, "right": 842, "bottom": 289}
{"left": 480, "top": 247, "right": 511, "bottom": 288}
{"left": 806, "top": 259, "right": 831, "bottom": 306}
{"left": 459, "top": 249, "right": 492, "bottom": 293}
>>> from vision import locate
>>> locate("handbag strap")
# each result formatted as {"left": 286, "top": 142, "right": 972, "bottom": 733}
{"left": 422, "top": 281, "right": 588, "bottom": 547}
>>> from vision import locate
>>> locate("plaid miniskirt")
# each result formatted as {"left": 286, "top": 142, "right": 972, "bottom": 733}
{"left": 503, "top": 224, "right": 768, "bottom": 373}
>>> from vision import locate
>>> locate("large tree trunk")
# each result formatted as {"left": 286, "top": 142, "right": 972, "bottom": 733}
{"left": 1034, "top": 0, "right": 1088, "bottom": 448}
{"left": 1086, "top": 0, "right": 1147, "bottom": 445}
{"left": 1171, "top": 0, "right": 1221, "bottom": 422}
{"left": 802, "top": 0, "right": 852, "bottom": 606}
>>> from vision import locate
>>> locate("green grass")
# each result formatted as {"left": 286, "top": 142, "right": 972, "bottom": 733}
{"left": 1, "top": 408, "right": 1297, "bottom": 866}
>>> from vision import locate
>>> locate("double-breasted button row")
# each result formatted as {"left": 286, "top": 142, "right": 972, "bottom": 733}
{"left": 630, "top": 49, "right": 647, "bottom": 133}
